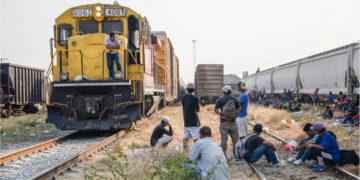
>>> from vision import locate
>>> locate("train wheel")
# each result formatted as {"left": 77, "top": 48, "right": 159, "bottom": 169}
{"left": 1, "top": 109, "right": 10, "bottom": 118}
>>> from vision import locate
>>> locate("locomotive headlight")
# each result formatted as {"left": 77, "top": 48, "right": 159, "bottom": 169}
{"left": 96, "top": 6, "right": 101, "bottom": 11}
{"left": 96, "top": 12, "right": 101, "bottom": 17}
{"left": 60, "top": 72, "right": 69, "bottom": 81}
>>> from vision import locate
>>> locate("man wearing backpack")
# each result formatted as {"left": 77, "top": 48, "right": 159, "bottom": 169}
{"left": 214, "top": 85, "right": 241, "bottom": 156}
{"left": 237, "top": 81, "right": 249, "bottom": 140}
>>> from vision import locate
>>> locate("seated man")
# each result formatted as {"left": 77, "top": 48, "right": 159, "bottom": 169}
{"left": 187, "top": 126, "right": 230, "bottom": 180}
{"left": 104, "top": 32, "right": 122, "bottom": 79}
{"left": 288, "top": 123, "right": 318, "bottom": 165}
{"left": 342, "top": 105, "right": 357, "bottom": 124}
{"left": 322, "top": 106, "right": 333, "bottom": 120}
{"left": 150, "top": 116, "right": 173, "bottom": 147}
{"left": 306, "top": 123, "right": 340, "bottom": 172}
{"left": 243, "top": 123, "right": 283, "bottom": 166}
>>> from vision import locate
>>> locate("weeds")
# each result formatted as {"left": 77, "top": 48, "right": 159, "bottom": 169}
{"left": 127, "top": 142, "right": 140, "bottom": 151}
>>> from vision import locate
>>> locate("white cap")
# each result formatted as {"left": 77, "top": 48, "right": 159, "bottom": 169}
{"left": 239, "top": 81, "right": 247, "bottom": 89}
{"left": 222, "top": 85, "right": 232, "bottom": 93}
{"left": 161, "top": 116, "right": 170, "bottom": 123}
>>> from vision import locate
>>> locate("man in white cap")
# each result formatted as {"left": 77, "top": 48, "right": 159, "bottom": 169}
{"left": 150, "top": 116, "right": 173, "bottom": 147}
{"left": 214, "top": 85, "right": 241, "bottom": 156}
{"left": 237, "top": 81, "right": 249, "bottom": 140}
{"left": 182, "top": 83, "right": 200, "bottom": 150}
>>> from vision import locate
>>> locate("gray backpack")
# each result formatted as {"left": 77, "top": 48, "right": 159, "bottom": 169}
{"left": 235, "top": 133, "right": 256, "bottom": 159}
{"left": 222, "top": 98, "right": 237, "bottom": 120}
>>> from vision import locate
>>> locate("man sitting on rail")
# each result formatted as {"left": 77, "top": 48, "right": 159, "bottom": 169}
{"left": 288, "top": 123, "right": 319, "bottom": 165}
{"left": 306, "top": 123, "right": 340, "bottom": 172}
{"left": 186, "top": 126, "right": 230, "bottom": 180}
{"left": 242, "top": 123, "right": 283, "bottom": 166}
{"left": 150, "top": 116, "right": 173, "bottom": 147}
{"left": 104, "top": 32, "right": 122, "bottom": 79}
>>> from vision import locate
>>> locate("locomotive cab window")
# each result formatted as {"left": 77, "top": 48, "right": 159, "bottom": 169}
{"left": 57, "top": 24, "right": 72, "bottom": 46}
{"left": 102, "top": 20, "right": 123, "bottom": 34}
{"left": 78, "top": 21, "right": 98, "bottom": 34}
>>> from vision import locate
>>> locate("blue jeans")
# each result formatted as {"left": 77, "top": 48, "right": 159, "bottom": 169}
{"left": 296, "top": 140, "right": 312, "bottom": 162}
{"left": 183, "top": 163, "right": 202, "bottom": 179}
{"left": 342, "top": 115, "right": 353, "bottom": 124}
{"left": 106, "top": 53, "right": 121, "bottom": 78}
{"left": 249, "top": 144, "right": 278, "bottom": 164}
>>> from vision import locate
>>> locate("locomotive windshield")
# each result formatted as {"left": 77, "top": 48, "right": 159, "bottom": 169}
{"left": 102, "top": 20, "right": 123, "bottom": 34}
{"left": 78, "top": 21, "right": 98, "bottom": 34}
{"left": 57, "top": 24, "right": 72, "bottom": 46}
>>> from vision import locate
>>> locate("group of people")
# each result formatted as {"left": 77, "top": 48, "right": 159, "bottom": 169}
{"left": 149, "top": 82, "right": 287, "bottom": 179}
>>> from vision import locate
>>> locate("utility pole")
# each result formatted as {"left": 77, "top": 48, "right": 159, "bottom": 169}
{"left": 192, "top": 40, "right": 197, "bottom": 76}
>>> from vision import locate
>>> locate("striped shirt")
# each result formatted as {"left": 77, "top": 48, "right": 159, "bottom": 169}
{"left": 188, "top": 137, "right": 230, "bottom": 180}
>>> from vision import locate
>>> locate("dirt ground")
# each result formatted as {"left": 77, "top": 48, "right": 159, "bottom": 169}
{"left": 11, "top": 104, "right": 359, "bottom": 179}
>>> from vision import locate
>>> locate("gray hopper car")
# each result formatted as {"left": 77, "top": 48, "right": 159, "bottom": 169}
{"left": 195, "top": 64, "right": 224, "bottom": 104}
{"left": 0, "top": 63, "right": 45, "bottom": 117}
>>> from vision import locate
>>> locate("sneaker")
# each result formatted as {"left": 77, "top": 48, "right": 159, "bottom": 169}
{"left": 312, "top": 165, "right": 326, "bottom": 172}
{"left": 308, "top": 161, "right": 319, "bottom": 169}
{"left": 287, "top": 157, "right": 297, "bottom": 162}
{"left": 293, "top": 159, "right": 304, "bottom": 165}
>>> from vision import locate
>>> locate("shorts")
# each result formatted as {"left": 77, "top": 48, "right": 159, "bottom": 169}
{"left": 236, "top": 116, "right": 249, "bottom": 138}
{"left": 155, "top": 136, "right": 173, "bottom": 147}
{"left": 184, "top": 127, "right": 200, "bottom": 140}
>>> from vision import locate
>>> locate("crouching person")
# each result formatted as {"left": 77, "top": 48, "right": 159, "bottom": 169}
{"left": 240, "top": 123, "right": 283, "bottom": 166}
{"left": 288, "top": 123, "right": 318, "bottom": 165}
{"left": 306, "top": 123, "right": 340, "bottom": 172}
{"left": 150, "top": 116, "right": 173, "bottom": 147}
{"left": 187, "top": 126, "right": 230, "bottom": 180}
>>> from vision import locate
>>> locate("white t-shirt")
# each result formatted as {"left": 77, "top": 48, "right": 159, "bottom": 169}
{"left": 104, "top": 37, "right": 121, "bottom": 54}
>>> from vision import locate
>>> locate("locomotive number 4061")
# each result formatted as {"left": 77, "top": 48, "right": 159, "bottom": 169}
{"left": 73, "top": 9, "right": 92, "bottom": 17}
{"left": 105, "top": 8, "right": 126, "bottom": 16}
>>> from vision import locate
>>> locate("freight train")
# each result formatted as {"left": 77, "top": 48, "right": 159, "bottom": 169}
{"left": 46, "top": 3, "right": 180, "bottom": 130}
{"left": 240, "top": 42, "right": 360, "bottom": 103}
{"left": 0, "top": 63, "right": 44, "bottom": 117}
{"left": 195, "top": 64, "right": 224, "bottom": 104}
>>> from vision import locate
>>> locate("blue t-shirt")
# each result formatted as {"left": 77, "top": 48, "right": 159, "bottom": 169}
{"left": 328, "top": 95, "right": 333, "bottom": 103}
{"left": 318, "top": 132, "right": 340, "bottom": 163}
{"left": 237, "top": 92, "right": 249, "bottom": 117}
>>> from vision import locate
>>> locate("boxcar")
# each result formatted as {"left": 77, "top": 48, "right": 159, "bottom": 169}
{"left": 0, "top": 63, "right": 44, "bottom": 117}
{"left": 195, "top": 64, "right": 224, "bottom": 104}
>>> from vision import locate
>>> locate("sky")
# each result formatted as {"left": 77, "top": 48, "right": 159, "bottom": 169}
{"left": 0, "top": 0, "right": 359, "bottom": 83}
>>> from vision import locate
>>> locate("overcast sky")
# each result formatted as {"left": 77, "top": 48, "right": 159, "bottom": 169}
{"left": 1, "top": 0, "right": 359, "bottom": 83}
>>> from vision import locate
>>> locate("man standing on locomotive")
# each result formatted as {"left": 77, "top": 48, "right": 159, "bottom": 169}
{"left": 105, "top": 32, "right": 122, "bottom": 79}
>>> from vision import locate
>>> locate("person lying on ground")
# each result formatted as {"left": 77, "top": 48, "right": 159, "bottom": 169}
{"left": 186, "top": 126, "right": 230, "bottom": 180}
{"left": 242, "top": 123, "right": 284, "bottom": 166}
{"left": 291, "top": 103, "right": 302, "bottom": 112}
{"left": 288, "top": 123, "right": 319, "bottom": 165}
{"left": 342, "top": 105, "right": 357, "bottom": 124}
{"left": 150, "top": 116, "right": 173, "bottom": 147}
{"left": 306, "top": 123, "right": 340, "bottom": 172}
{"left": 322, "top": 106, "right": 333, "bottom": 120}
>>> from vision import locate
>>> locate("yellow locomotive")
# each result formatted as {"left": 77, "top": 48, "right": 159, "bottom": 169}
{"left": 46, "top": 3, "right": 179, "bottom": 130}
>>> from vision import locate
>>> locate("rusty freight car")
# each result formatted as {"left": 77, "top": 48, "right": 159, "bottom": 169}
{"left": 195, "top": 64, "right": 224, "bottom": 104}
{"left": 0, "top": 63, "right": 44, "bottom": 117}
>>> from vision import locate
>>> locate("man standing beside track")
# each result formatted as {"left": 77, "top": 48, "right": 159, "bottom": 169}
{"left": 214, "top": 85, "right": 241, "bottom": 156}
{"left": 105, "top": 32, "right": 122, "bottom": 79}
{"left": 182, "top": 83, "right": 200, "bottom": 151}
{"left": 236, "top": 81, "right": 249, "bottom": 140}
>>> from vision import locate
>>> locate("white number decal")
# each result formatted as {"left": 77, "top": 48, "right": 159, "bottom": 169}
{"left": 73, "top": 9, "right": 92, "bottom": 17}
{"left": 105, "top": 8, "right": 126, "bottom": 16}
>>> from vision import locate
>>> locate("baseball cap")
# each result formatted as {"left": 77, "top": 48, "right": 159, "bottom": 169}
{"left": 222, "top": 85, "right": 232, "bottom": 93}
{"left": 253, "top": 123, "right": 263, "bottom": 132}
{"left": 186, "top": 83, "right": 195, "bottom": 91}
{"left": 238, "top": 81, "right": 247, "bottom": 89}
{"left": 310, "top": 122, "right": 323, "bottom": 131}
{"left": 161, "top": 116, "right": 170, "bottom": 123}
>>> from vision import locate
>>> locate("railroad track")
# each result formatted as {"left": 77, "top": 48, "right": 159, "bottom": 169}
{"left": 204, "top": 109, "right": 360, "bottom": 180}
{"left": 0, "top": 107, "right": 164, "bottom": 180}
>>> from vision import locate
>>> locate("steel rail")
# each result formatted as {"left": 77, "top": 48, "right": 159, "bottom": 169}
{"left": 0, "top": 131, "right": 79, "bottom": 165}
{"left": 30, "top": 117, "right": 149, "bottom": 180}
{"left": 248, "top": 122, "right": 360, "bottom": 180}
